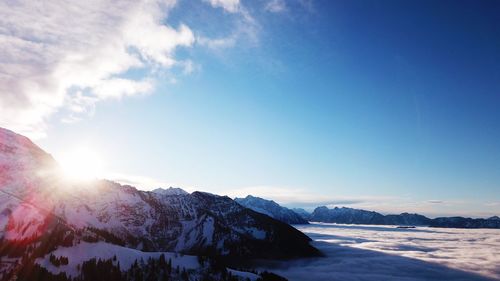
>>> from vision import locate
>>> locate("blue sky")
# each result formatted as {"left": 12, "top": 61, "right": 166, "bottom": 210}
{"left": 2, "top": 0, "right": 499, "bottom": 217}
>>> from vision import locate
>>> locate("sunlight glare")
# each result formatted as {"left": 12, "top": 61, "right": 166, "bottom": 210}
{"left": 58, "top": 147, "right": 104, "bottom": 181}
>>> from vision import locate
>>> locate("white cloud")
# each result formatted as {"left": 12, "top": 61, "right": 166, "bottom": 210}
{"left": 92, "top": 78, "right": 154, "bottom": 100}
{"left": 485, "top": 201, "right": 500, "bottom": 207}
{"left": 0, "top": 0, "right": 194, "bottom": 138}
{"left": 257, "top": 223, "right": 500, "bottom": 280}
{"left": 197, "top": 1, "right": 259, "bottom": 50}
{"left": 197, "top": 35, "right": 238, "bottom": 49}
{"left": 265, "top": 0, "right": 287, "bottom": 13}
{"left": 179, "top": 60, "right": 200, "bottom": 75}
{"left": 204, "top": 0, "right": 240, "bottom": 13}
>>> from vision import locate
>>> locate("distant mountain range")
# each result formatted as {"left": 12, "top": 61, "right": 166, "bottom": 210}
{"left": 230, "top": 196, "right": 500, "bottom": 229}
{"left": 235, "top": 195, "right": 309, "bottom": 225}
{"left": 308, "top": 206, "right": 431, "bottom": 226}
{"left": 294, "top": 206, "right": 500, "bottom": 229}
{"left": 429, "top": 215, "right": 500, "bottom": 228}
{"left": 0, "top": 127, "right": 319, "bottom": 280}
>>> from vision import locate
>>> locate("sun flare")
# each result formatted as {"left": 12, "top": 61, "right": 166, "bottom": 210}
{"left": 58, "top": 147, "right": 104, "bottom": 181}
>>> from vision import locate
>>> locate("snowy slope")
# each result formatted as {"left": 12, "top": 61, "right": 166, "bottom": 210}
{"left": 228, "top": 269, "right": 259, "bottom": 281}
{"left": 36, "top": 242, "right": 200, "bottom": 277}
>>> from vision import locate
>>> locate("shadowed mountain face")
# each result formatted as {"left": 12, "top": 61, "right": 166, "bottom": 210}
{"left": 0, "top": 127, "right": 319, "bottom": 270}
{"left": 429, "top": 216, "right": 500, "bottom": 228}
{"left": 311, "top": 206, "right": 390, "bottom": 225}
{"left": 235, "top": 195, "right": 309, "bottom": 225}
{"left": 310, "top": 206, "right": 500, "bottom": 229}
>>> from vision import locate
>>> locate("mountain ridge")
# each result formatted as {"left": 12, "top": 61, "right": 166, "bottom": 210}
{"left": 309, "top": 205, "right": 500, "bottom": 229}
{"left": 235, "top": 195, "right": 308, "bottom": 225}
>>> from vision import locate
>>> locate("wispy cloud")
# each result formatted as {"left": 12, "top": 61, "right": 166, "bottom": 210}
{"left": 485, "top": 201, "right": 500, "bottom": 207}
{"left": 204, "top": 0, "right": 240, "bottom": 13}
{"left": 264, "top": 0, "right": 287, "bottom": 13}
{"left": 217, "top": 185, "right": 390, "bottom": 209}
{"left": 220, "top": 185, "right": 334, "bottom": 204}
{"left": 196, "top": 36, "right": 238, "bottom": 50}
{"left": 197, "top": 0, "right": 259, "bottom": 50}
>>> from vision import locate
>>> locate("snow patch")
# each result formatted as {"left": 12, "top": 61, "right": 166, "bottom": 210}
{"left": 228, "top": 268, "right": 259, "bottom": 281}
{"left": 247, "top": 227, "right": 266, "bottom": 240}
{"left": 202, "top": 216, "right": 214, "bottom": 245}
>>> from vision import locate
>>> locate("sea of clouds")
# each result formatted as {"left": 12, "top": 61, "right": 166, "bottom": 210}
{"left": 257, "top": 223, "right": 500, "bottom": 281}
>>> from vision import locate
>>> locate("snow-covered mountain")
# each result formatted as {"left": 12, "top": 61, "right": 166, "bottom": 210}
{"left": 310, "top": 206, "right": 500, "bottom": 229}
{"left": 310, "top": 206, "right": 432, "bottom": 226}
{"left": 291, "top": 208, "right": 311, "bottom": 221}
{"left": 0, "top": 127, "right": 319, "bottom": 280}
{"left": 235, "top": 195, "right": 308, "bottom": 225}
{"left": 384, "top": 212, "right": 432, "bottom": 226}
{"left": 429, "top": 216, "right": 500, "bottom": 228}
{"left": 311, "top": 206, "right": 388, "bottom": 225}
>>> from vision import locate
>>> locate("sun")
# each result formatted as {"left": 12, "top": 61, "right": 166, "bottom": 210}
{"left": 58, "top": 147, "right": 104, "bottom": 181}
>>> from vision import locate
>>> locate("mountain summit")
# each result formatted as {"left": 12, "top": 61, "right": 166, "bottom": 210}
{"left": 235, "top": 195, "right": 309, "bottom": 225}
{"left": 152, "top": 187, "right": 189, "bottom": 196}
